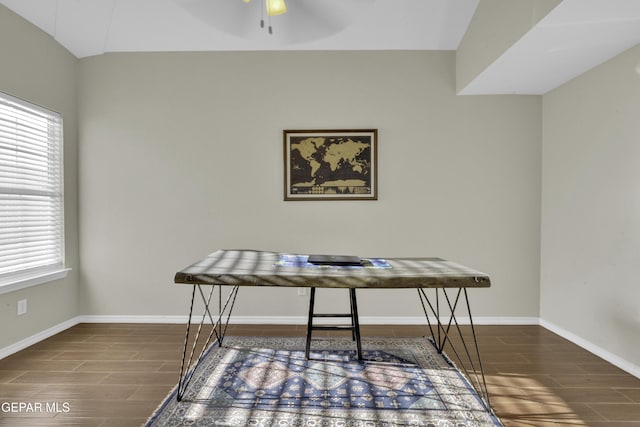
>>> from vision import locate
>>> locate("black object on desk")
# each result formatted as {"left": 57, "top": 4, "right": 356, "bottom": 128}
{"left": 307, "top": 254, "right": 363, "bottom": 266}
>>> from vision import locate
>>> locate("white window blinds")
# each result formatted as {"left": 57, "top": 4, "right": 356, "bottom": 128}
{"left": 0, "top": 92, "right": 64, "bottom": 281}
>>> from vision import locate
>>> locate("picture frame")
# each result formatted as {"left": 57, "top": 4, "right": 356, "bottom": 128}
{"left": 283, "top": 129, "right": 378, "bottom": 201}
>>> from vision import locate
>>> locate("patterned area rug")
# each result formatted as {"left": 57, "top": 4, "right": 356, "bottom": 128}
{"left": 147, "top": 336, "right": 503, "bottom": 427}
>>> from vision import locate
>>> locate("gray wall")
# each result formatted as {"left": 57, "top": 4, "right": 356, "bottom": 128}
{"left": 541, "top": 44, "right": 640, "bottom": 369}
{"left": 0, "top": 6, "right": 79, "bottom": 349}
{"left": 78, "top": 51, "right": 542, "bottom": 320}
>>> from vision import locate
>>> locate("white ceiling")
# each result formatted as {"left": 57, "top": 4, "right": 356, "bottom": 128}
{"left": 2, "top": 0, "right": 640, "bottom": 94}
{"left": 459, "top": 0, "right": 640, "bottom": 94}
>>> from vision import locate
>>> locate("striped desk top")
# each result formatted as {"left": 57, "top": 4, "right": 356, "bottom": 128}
{"left": 174, "top": 250, "right": 490, "bottom": 289}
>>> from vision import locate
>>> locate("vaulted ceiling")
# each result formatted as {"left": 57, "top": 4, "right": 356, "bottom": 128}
{"left": 2, "top": 0, "right": 639, "bottom": 94}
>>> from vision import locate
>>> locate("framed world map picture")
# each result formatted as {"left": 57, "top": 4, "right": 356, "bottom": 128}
{"left": 283, "top": 129, "right": 378, "bottom": 201}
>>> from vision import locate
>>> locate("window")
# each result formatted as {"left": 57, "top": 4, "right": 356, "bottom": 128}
{"left": 0, "top": 92, "right": 66, "bottom": 293}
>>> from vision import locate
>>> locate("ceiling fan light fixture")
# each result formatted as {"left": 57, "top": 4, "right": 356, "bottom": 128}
{"left": 266, "top": 0, "right": 287, "bottom": 16}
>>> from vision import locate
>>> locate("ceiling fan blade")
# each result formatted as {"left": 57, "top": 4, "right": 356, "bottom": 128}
{"left": 175, "top": 0, "right": 262, "bottom": 38}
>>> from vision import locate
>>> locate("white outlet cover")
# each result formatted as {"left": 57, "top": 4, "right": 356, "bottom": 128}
{"left": 17, "top": 299, "right": 27, "bottom": 316}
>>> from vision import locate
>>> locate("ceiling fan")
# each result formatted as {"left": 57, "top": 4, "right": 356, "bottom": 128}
{"left": 175, "top": 0, "right": 377, "bottom": 43}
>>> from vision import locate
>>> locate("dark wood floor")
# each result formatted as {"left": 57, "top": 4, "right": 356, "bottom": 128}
{"left": 0, "top": 323, "right": 639, "bottom": 426}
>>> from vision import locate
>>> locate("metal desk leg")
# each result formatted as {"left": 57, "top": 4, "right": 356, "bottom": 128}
{"left": 305, "top": 287, "right": 317, "bottom": 359}
{"left": 417, "top": 287, "right": 491, "bottom": 410}
{"left": 177, "top": 284, "right": 239, "bottom": 401}
{"left": 349, "top": 288, "right": 363, "bottom": 360}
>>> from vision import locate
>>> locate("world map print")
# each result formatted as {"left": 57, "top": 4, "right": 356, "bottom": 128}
{"left": 288, "top": 135, "right": 373, "bottom": 196}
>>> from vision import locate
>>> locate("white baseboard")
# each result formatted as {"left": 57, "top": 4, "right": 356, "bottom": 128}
{"left": 78, "top": 315, "right": 189, "bottom": 324}
{"left": 540, "top": 319, "right": 640, "bottom": 379}
{"left": 0, "top": 316, "right": 82, "bottom": 359}
{"left": 76, "top": 314, "right": 540, "bottom": 326}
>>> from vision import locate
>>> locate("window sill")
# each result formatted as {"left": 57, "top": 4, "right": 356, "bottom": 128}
{"left": 0, "top": 268, "right": 71, "bottom": 295}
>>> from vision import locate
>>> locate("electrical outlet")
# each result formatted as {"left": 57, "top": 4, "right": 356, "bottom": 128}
{"left": 17, "top": 299, "right": 27, "bottom": 316}
{"left": 297, "top": 288, "right": 307, "bottom": 296}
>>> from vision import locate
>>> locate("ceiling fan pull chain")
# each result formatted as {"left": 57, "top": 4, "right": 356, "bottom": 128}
{"left": 260, "top": 0, "right": 265, "bottom": 29}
